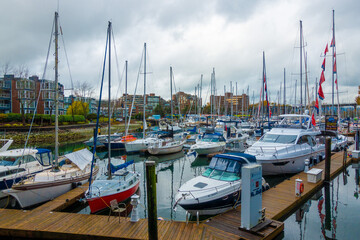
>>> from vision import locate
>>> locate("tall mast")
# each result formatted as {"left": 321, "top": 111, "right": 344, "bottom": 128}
{"left": 54, "top": 12, "right": 59, "bottom": 168}
{"left": 300, "top": 20, "right": 303, "bottom": 115}
{"left": 230, "top": 81, "right": 233, "bottom": 117}
{"left": 284, "top": 68, "right": 286, "bottom": 114}
{"left": 194, "top": 86, "right": 197, "bottom": 115}
{"left": 125, "top": 60, "right": 128, "bottom": 135}
{"left": 332, "top": 10, "right": 335, "bottom": 114}
{"left": 107, "top": 21, "right": 112, "bottom": 179}
{"left": 170, "top": 66, "right": 173, "bottom": 127}
{"left": 200, "top": 74, "right": 202, "bottom": 115}
{"left": 143, "top": 43, "right": 146, "bottom": 138}
{"left": 263, "top": 52, "right": 270, "bottom": 129}
{"left": 295, "top": 79, "right": 297, "bottom": 113}
{"left": 236, "top": 82, "right": 238, "bottom": 116}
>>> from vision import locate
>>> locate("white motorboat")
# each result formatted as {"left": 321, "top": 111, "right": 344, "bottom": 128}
{"left": 190, "top": 132, "right": 226, "bottom": 156}
{"left": 331, "top": 134, "right": 348, "bottom": 152}
{"left": 148, "top": 139, "right": 185, "bottom": 155}
{"left": 0, "top": 148, "right": 52, "bottom": 199}
{"left": 245, "top": 114, "right": 325, "bottom": 175}
{"left": 3, "top": 148, "right": 98, "bottom": 208}
{"left": 174, "top": 152, "right": 269, "bottom": 216}
{"left": 125, "top": 136, "right": 161, "bottom": 153}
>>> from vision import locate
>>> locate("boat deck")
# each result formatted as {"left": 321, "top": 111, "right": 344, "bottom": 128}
{"left": 0, "top": 147, "right": 355, "bottom": 239}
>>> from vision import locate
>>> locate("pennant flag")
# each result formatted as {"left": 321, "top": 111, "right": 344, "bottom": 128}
{"left": 321, "top": 58, "right": 326, "bottom": 71}
{"left": 333, "top": 59, "right": 337, "bottom": 73}
{"left": 335, "top": 77, "right": 338, "bottom": 90}
{"left": 318, "top": 84, "right": 325, "bottom": 100}
{"left": 324, "top": 44, "right": 329, "bottom": 55}
{"left": 330, "top": 38, "right": 335, "bottom": 47}
{"left": 315, "top": 98, "right": 319, "bottom": 114}
{"left": 311, "top": 113, "right": 316, "bottom": 126}
{"left": 269, "top": 107, "right": 272, "bottom": 118}
{"left": 319, "top": 70, "right": 325, "bottom": 85}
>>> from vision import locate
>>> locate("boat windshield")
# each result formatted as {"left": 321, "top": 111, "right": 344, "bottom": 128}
{"left": 0, "top": 155, "right": 36, "bottom": 166}
{"left": 259, "top": 134, "right": 297, "bottom": 144}
{"left": 202, "top": 157, "right": 243, "bottom": 181}
{"left": 202, "top": 134, "right": 224, "bottom": 143}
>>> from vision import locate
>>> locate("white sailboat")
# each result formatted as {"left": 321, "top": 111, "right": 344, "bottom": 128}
{"left": 2, "top": 12, "right": 98, "bottom": 208}
{"left": 147, "top": 66, "right": 185, "bottom": 155}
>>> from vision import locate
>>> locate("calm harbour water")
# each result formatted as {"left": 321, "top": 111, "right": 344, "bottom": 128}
{"left": 54, "top": 142, "right": 360, "bottom": 239}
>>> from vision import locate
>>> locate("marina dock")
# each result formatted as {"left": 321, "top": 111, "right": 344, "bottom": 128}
{"left": 0, "top": 148, "right": 355, "bottom": 240}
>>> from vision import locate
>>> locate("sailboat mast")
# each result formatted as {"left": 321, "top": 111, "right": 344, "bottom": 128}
{"left": 107, "top": 21, "right": 112, "bottom": 179}
{"left": 300, "top": 20, "right": 303, "bottom": 115}
{"left": 54, "top": 12, "right": 59, "bottom": 167}
{"left": 200, "top": 74, "right": 203, "bottom": 115}
{"left": 332, "top": 10, "right": 335, "bottom": 115}
{"left": 143, "top": 43, "right": 146, "bottom": 138}
{"left": 284, "top": 68, "right": 286, "bottom": 114}
{"left": 125, "top": 60, "right": 128, "bottom": 135}
{"left": 170, "top": 66, "right": 173, "bottom": 127}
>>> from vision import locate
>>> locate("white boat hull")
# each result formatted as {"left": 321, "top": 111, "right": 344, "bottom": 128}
{"left": 148, "top": 141, "right": 185, "bottom": 155}
{"left": 191, "top": 143, "right": 226, "bottom": 155}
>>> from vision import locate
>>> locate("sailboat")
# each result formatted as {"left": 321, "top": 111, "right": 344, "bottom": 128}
{"left": 125, "top": 43, "right": 162, "bottom": 153}
{"left": 85, "top": 22, "right": 140, "bottom": 213}
{"left": 2, "top": 12, "right": 98, "bottom": 208}
{"left": 147, "top": 66, "right": 185, "bottom": 155}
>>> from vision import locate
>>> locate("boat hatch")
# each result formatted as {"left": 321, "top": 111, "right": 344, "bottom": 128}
{"left": 193, "top": 182, "right": 208, "bottom": 188}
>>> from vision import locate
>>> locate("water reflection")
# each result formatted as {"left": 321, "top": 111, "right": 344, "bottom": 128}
{"left": 283, "top": 163, "right": 360, "bottom": 239}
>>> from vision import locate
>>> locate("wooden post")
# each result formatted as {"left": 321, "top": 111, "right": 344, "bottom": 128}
{"left": 325, "top": 137, "right": 331, "bottom": 182}
{"left": 343, "top": 146, "right": 347, "bottom": 167}
{"left": 146, "top": 161, "right": 158, "bottom": 240}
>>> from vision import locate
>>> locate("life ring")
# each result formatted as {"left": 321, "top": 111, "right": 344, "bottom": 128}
{"left": 300, "top": 183, "right": 304, "bottom": 193}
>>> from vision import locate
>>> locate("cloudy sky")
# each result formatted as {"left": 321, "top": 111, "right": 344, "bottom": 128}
{"left": 0, "top": 0, "right": 359, "bottom": 106}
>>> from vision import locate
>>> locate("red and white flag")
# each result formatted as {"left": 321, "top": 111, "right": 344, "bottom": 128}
{"left": 311, "top": 113, "right": 316, "bottom": 126}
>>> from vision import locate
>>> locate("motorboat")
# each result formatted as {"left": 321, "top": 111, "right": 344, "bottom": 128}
{"left": 225, "top": 127, "right": 249, "bottom": 153}
{"left": 190, "top": 132, "right": 226, "bottom": 156}
{"left": 103, "top": 135, "right": 137, "bottom": 150}
{"left": 2, "top": 148, "right": 98, "bottom": 208}
{"left": 331, "top": 134, "right": 348, "bottom": 152}
{"left": 174, "top": 152, "right": 269, "bottom": 216}
{"left": 245, "top": 114, "right": 325, "bottom": 175}
{"left": 0, "top": 148, "right": 52, "bottom": 199}
{"left": 84, "top": 133, "right": 121, "bottom": 148}
{"left": 148, "top": 138, "right": 185, "bottom": 155}
{"left": 125, "top": 136, "right": 161, "bottom": 153}
{"left": 86, "top": 160, "right": 140, "bottom": 213}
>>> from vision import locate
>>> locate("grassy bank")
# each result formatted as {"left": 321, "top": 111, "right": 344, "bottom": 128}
{"left": 6, "top": 122, "right": 142, "bottom": 148}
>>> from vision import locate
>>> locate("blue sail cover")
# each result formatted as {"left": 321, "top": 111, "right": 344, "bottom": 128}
{"left": 110, "top": 160, "right": 134, "bottom": 173}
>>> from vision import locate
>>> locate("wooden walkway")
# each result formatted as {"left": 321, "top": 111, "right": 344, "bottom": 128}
{"left": 0, "top": 148, "right": 354, "bottom": 239}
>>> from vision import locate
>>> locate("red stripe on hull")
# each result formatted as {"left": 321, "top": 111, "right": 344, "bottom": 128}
{"left": 87, "top": 181, "right": 140, "bottom": 213}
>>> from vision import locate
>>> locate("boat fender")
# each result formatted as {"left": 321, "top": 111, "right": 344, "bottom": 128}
{"left": 300, "top": 183, "right": 304, "bottom": 194}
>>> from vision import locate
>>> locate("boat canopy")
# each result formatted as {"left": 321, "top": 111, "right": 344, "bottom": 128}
{"left": 64, "top": 149, "right": 93, "bottom": 170}
{"left": 214, "top": 152, "right": 256, "bottom": 163}
{"left": 110, "top": 160, "right": 134, "bottom": 173}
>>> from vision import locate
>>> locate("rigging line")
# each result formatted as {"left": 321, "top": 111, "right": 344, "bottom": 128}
{"left": 58, "top": 18, "right": 74, "bottom": 92}
{"left": 126, "top": 46, "right": 144, "bottom": 135}
{"left": 111, "top": 29, "right": 125, "bottom": 116}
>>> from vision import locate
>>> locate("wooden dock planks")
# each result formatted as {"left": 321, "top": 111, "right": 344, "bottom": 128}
{"left": 0, "top": 148, "right": 353, "bottom": 240}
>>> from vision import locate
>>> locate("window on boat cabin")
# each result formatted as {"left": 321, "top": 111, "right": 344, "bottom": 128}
{"left": 36, "top": 152, "right": 52, "bottom": 166}
{"left": 202, "top": 157, "right": 244, "bottom": 181}
{"left": 307, "top": 136, "right": 317, "bottom": 147}
{"left": 21, "top": 155, "right": 37, "bottom": 164}
{"left": 297, "top": 135, "right": 311, "bottom": 145}
{"left": 260, "top": 134, "right": 297, "bottom": 144}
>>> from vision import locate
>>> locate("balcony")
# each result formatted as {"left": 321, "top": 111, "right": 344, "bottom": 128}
{"left": 0, "top": 103, "right": 10, "bottom": 109}
{"left": 0, "top": 93, "right": 11, "bottom": 99}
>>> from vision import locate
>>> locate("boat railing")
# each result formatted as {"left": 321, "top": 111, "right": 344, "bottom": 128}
{"left": 251, "top": 144, "right": 310, "bottom": 156}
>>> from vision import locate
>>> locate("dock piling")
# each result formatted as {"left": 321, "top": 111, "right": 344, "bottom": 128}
{"left": 325, "top": 137, "right": 331, "bottom": 182}
{"left": 145, "top": 161, "right": 158, "bottom": 240}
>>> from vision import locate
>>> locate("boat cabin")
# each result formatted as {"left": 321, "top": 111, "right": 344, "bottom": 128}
{"left": 202, "top": 153, "right": 256, "bottom": 181}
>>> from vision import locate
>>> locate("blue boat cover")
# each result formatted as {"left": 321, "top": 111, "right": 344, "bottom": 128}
{"left": 110, "top": 160, "right": 134, "bottom": 173}
{"left": 35, "top": 148, "right": 52, "bottom": 154}
{"left": 214, "top": 152, "right": 257, "bottom": 163}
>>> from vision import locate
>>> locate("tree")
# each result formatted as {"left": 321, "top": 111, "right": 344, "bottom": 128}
{"left": 67, "top": 101, "right": 89, "bottom": 116}
{"left": 356, "top": 96, "right": 360, "bottom": 105}
{"left": 153, "top": 104, "right": 164, "bottom": 117}
{"left": 73, "top": 81, "right": 94, "bottom": 120}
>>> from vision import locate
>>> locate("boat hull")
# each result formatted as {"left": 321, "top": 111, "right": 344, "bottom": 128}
{"left": 103, "top": 142, "right": 125, "bottom": 150}
{"left": 191, "top": 144, "right": 225, "bottom": 156}
{"left": 87, "top": 181, "right": 140, "bottom": 213}
{"left": 148, "top": 142, "right": 184, "bottom": 155}
{"left": 257, "top": 150, "right": 324, "bottom": 175}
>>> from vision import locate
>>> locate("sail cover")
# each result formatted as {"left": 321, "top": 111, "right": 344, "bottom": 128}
{"left": 64, "top": 148, "right": 93, "bottom": 170}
